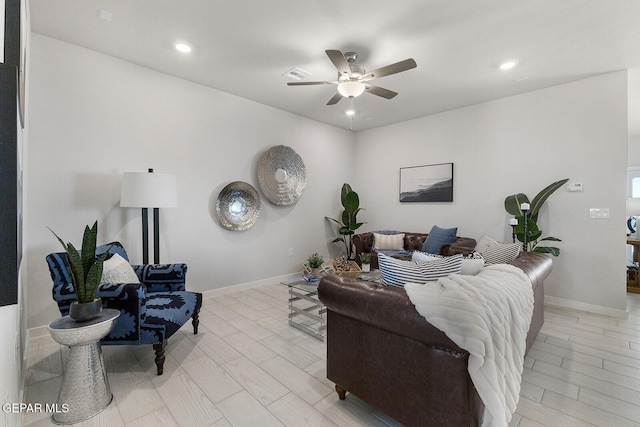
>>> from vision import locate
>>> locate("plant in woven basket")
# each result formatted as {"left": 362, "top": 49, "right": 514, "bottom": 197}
{"left": 326, "top": 183, "right": 365, "bottom": 260}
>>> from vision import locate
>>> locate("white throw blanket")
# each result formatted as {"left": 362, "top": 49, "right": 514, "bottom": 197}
{"left": 404, "top": 264, "right": 533, "bottom": 427}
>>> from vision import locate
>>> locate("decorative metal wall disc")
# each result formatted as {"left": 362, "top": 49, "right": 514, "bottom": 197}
{"left": 216, "top": 181, "right": 261, "bottom": 231}
{"left": 257, "top": 145, "right": 306, "bottom": 206}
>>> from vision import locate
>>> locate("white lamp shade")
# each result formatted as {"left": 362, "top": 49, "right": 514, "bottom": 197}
{"left": 120, "top": 172, "right": 178, "bottom": 208}
{"left": 628, "top": 198, "right": 640, "bottom": 216}
{"left": 337, "top": 81, "right": 365, "bottom": 98}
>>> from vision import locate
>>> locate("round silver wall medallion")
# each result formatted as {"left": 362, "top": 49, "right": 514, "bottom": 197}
{"left": 216, "top": 181, "right": 261, "bottom": 231}
{"left": 257, "top": 145, "right": 306, "bottom": 206}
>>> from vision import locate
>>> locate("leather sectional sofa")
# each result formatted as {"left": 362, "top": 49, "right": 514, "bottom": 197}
{"left": 353, "top": 231, "right": 477, "bottom": 269}
{"left": 318, "top": 251, "right": 552, "bottom": 426}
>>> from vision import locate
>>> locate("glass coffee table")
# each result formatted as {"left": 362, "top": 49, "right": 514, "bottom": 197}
{"left": 281, "top": 270, "right": 381, "bottom": 341}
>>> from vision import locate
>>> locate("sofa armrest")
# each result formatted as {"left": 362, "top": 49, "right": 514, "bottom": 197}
{"left": 318, "top": 274, "right": 467, "bottom": 354}
{"left": 132, "top": 263, "right": 188, "bottom": 292}
{"left": 353, "top": 233, "right": 374, "bottom": 261}
{"left": 441, "top": 237, "right": 476, "bottom": 256}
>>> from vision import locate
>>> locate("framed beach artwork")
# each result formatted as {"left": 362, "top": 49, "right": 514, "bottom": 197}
{"left": 399, "top": 163, "right": 454, "bottom": 202}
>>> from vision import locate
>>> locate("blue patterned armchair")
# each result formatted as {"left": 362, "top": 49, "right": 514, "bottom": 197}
{"left": 46, "top": 242, "right": 202, "bottom": 375}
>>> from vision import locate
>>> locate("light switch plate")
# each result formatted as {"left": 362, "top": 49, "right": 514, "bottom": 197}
{"left": 589, "top": 208, "right": 610, "bottom": 219}
{"left": 567, "top": 183, "right": 583, "bottom": 192}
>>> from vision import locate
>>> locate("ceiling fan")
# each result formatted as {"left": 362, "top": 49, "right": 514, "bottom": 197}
{"left": 287, "top": 50, "right": 417, "bottom": 105}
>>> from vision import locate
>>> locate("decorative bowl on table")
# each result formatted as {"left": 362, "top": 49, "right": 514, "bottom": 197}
{"left": 332, "top": 258, "right": 362, "bottom": 279}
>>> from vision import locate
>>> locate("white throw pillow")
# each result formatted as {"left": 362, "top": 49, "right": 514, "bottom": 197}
{"left": 100, "top": 253, "right": 140, "bottom": 284}
{"left": 411, "top": 250, "right": 442, "bottom": 263}
{"left": 373, "top": 232, "right": 405, "bottom": 250}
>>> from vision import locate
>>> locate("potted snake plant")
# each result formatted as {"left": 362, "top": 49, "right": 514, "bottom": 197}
{"left": 49, "top": 221, "right": 109, "bottom": 321}
{"left": 359, "top": 252, "right": 372, "bottom": 272}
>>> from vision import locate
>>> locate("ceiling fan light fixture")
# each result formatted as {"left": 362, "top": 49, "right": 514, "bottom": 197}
{"left": 338, "top": 81, "right": 365, "bottom": 98}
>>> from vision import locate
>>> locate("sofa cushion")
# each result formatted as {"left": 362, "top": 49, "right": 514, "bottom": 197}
{"left": 373, "top": 232, "right": 405, "bottom": 251}
{"left": 100, "top": 253, "right": 140, "bottom": 284}
{"left": 476, "top": 235, "right": 521, "bottom": 264}
{"left": 379, "top": 253, "right": 463, "bottom": 287}
{"left": 422, "top": 225, "right": 457, "bottom": 254}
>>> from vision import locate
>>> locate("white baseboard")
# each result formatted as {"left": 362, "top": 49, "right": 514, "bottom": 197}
{"left": 544, "top": 295, "right": 628, "bottom": 319}
{"left": 200, "top": 272, "right": 300, "bottom": 299}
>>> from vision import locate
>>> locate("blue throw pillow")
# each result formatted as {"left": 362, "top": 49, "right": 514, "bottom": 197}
{"left": 422, "top": 225, "right": 457, "bottom": 254}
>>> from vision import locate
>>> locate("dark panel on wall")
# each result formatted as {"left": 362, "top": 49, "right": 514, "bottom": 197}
{"left": 0, "top": 0, "right": 22, "bottom": 306}
{"left": 4, "top": 0, "right": 21, "bottom": 66}
{"left": 0, "top": 64, "right": 19, "bottom": 306}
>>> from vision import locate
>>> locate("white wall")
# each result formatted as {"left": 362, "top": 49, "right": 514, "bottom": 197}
{"left": 354, "top": 72, "right": 629, "bottom": 317}
{"left": 25, "top": 34, "right": 355, "bottom": 329}
{"left": 628, "top": 69, "right": 640, "bottom": 166}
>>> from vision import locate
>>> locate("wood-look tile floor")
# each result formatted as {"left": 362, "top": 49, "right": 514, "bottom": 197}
{"left": 22, "top": 285, "right": 640, "bottom": 426}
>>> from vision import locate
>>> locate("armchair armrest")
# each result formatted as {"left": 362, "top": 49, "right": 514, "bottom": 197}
{"left": 132, "top": 263, "right": 188, "bottom": 292}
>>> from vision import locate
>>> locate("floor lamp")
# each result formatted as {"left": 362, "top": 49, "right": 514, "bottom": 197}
{"left": 120, "top": 169, "right": 177, "bottom": 264}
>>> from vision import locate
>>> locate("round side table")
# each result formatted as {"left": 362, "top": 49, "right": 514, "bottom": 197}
{"left": 47, "top": 308, "right": 120, "bottom": 424}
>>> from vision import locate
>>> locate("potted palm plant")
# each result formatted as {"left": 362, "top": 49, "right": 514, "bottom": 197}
{"left": 49, "top": 221, "right": 109, "bottom": 321}
{"left": 326, "top": 183, "right": 365, "bottom": 260}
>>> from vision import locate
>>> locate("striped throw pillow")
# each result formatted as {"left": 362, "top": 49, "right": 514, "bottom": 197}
{"left": 378, "top": 253, "right": 463, "bottom": 287}
{"left": 373, "top": 232, "right": 405, "bottom": 250}
{"left": 476, "top": 235, "right": 521, "bottom": 264}
{"left": 413, "top": 250, "right": 484, "bottom": 275}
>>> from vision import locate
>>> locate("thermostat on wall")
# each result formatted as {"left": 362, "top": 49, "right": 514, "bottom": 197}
{"left": 567, "top": 182, "right": 583, "bottom": 192}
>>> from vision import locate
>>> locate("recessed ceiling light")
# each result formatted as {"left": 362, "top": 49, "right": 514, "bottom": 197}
{"left": 499, "top": 59, "right": 518, "bottom": 70}
{"left": 345, "top": 109, "right": 356, "bottom": 116}
{"left": 175, "top": 43, "right": 192, "bottom": 53}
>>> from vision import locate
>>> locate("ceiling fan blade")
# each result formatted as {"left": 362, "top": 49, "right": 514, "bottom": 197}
{"left": 361, "top": 58, "right": 417, "bottom": 81}
{"left": 325, "top": 50, "right": 351, "bottom": 78}
{"left": 287, "top": 81, "right": 335, "bottom": 86}
{"left": 365, "top": 85, "right": 398, "bottom": 99}
{"left": 326, "top": 93, "right": 343, "bottom": 105}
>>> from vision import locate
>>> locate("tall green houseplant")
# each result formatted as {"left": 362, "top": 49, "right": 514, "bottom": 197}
{"left": 504, "top": 179, "right": 568, "bottom": 256}
{"left": 49, "top": 221, "right": 108, "bottom": 303}
{"left": 326, "top": 183, "right": 365, "bottom": 259}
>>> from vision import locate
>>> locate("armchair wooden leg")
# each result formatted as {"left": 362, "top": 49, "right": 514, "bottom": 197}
{"left": 192, "top": 308, "right": 200, "bottom": 335}
{"left": 153, "top": 341, "right": 167, "bottom": 375}
{"left": 335, "top": 384, "right": 347, "bottom": 400}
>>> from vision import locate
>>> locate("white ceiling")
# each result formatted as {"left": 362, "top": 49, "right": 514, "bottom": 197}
{"left": 28, "top": 0, "right": 640, "bottom": 132}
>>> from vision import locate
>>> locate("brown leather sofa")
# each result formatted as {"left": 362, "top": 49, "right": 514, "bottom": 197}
{"left": 353, "top": 231, "right": 477, "bottom": 269}
{"left": 318, "top": 251, "right": 552, "bottom": 427}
